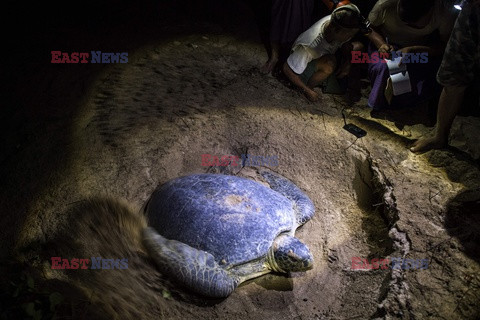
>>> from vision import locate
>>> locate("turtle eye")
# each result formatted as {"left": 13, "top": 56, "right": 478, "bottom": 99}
{"left": 287, "top": 250, "right": 301, "bottom": 261}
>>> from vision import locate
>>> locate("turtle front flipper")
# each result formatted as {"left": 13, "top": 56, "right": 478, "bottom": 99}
{"left": 260, "top": 170, "right": 315, "bottom": 225}
{"left": 143, "top": 227, "right": 239, "bottom": 298}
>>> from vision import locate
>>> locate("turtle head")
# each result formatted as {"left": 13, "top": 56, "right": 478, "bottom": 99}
{"left": 268, "top": 234, "right": 313, "bottom": 273}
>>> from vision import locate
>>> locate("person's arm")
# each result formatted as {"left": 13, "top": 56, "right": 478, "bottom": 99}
{"left": 367, "top": 0, "right": 395, "bottom": 53}
{"left": 282, "top": 62, "right": 319, "bottom": 102}
{"left": 367, "top": 28, "right": 394, "bottom": 53}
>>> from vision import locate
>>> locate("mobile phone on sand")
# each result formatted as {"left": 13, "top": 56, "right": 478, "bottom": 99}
{"left": 343, "top": 123, "right": 367, "bottom": 138}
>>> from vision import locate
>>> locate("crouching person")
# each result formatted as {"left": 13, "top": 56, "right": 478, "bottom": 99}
{"left": 283, "top": 4, "right": 367, "bottom": 102}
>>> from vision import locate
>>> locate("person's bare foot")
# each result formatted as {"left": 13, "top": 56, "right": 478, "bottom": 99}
{"left": 260, "top": 57, "right": 278, "bottom": 74}
{"left": 410, "top": 135, "right": 447, "bottom": 153}
{"left": 303, "top": 88, "right": 319, "bottom": 102}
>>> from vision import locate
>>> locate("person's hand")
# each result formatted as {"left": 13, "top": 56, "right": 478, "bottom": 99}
{"left": 378, "top": 43, "right": 393, "bottom": 54}
{"left": 303, "top": 88, "right": 319, "bottom": 102}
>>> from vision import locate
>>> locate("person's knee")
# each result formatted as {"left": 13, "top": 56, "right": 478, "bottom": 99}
{"left": 316, "top": 55, "right": 336, "bottom": 75}
{"left": 282, "top": 61, "right": 290, "bottom": 74}
{"left": 352, "top": 41, "right": 364, "bottom": 52}
{"left": 283, "top": 62, "right": 301, "bottom": 84}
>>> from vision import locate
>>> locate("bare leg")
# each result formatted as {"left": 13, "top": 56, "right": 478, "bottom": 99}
{"left": 261, "top": 42, "right": 279, "bottom": 74}
{"left": 283, "top": 55, "right": 336, "bottom": 102}
{"left": 307, "top": 55, "right": 336, "bottom": 88}
{"left": 410, "top": 85, "right": 466, "bottom": 153}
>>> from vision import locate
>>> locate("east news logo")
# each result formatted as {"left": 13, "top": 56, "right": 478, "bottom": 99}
{"left": 51, "top": 51, "right": 128, "bottom": 63}
{"left": 350, "top": 51, "right": 428, "bottom": 64}
{"left": 51, "top": 257, "right": 128, "bottom": 269}
{"left": 351, "top": 257, "right": 428, "bottom": 270}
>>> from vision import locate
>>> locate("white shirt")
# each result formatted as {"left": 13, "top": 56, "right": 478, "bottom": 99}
{"left": 368, "top": 0, "right": 457, "bottom": 46}
{"left": 287, "top": 16, "right": 347, "bottom": 74}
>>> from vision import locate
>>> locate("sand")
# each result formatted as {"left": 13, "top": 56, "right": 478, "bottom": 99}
{"left": 1, "top": 1, "right": 479, "bottom": 319}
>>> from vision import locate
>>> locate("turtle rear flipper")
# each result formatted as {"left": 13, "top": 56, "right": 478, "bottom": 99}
{"left": 143, "top": 227, "right": 239, "bottom": 298}
{"left": 260, "top": 171, "right": 315, "bottom": 225}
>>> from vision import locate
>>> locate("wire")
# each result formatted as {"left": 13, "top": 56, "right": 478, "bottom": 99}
{"left": 344, "top": 137, "right": 359, "bottom": 150}
{"left": 341, "top": 107, "right": 347, "bottom": 126}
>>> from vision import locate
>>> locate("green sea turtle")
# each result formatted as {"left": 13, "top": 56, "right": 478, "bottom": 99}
{"left": 143, "top": 171, "right": 315, "bottom": 298}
